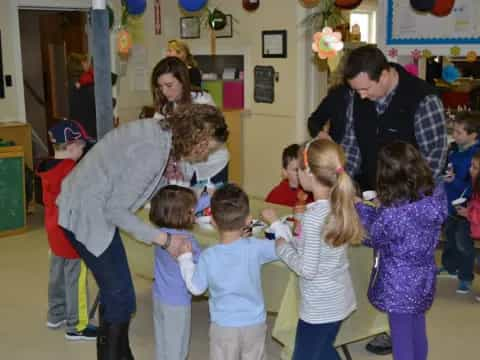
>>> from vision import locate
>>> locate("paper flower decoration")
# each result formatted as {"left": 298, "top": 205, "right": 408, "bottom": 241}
{"left": 422, "top": 49, "right": 432, "bottom": 58}
{"left": 117, "top": 29, "right": 133, "bottom": 55}
{"left": 404, "top": 63, "right": 419, "bottom": 77}
{"left": 312, "top": 27, "right": 344, "bottom": 60}
{"left": 387, "top": 48, "right": 398, "bottom": 60}
{"left": 442, "top": 64, "right": 460, "bottom": 84}
{"left": 466, "top": 51, "right": 478, "bottom": 63}
{"left": 411, "top": 49, "right": 421, "bottom": 62}
{"left": 450, "top": 46, "right": 461, "bottom": 57}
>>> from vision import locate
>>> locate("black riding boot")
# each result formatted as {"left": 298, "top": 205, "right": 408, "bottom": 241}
{"left": 119, "top": 320, "right": 134, "bottom": 360}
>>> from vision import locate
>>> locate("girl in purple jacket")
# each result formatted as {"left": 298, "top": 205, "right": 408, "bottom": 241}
{"left": 356, "top": 141, "right": 448, "bottom": 360}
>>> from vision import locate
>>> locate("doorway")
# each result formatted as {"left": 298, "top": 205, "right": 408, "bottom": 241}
{"left": 19, "top": 10, "right": 88, "bottom": 157}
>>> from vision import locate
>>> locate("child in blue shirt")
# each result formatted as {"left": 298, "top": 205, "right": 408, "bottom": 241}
{"left": 441, "top": 112, "right": 480, "bottom": 293}
{"left": 149, "top": 185, "right": 202, "bottom": 360}
{"left": 178, "top": 183, "right": 279, "bottom": 360}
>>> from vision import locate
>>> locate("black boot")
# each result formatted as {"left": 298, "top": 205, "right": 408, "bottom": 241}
{"left": 97, "top": 322, "right": 123, "bottom": 360}
{"left": 119, "top": 320, "right": 134, "bottom": 360}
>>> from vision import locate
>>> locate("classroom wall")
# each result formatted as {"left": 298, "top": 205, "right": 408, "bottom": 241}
{"left": 112, "top": 0, "right": 313, "bottom": 197}
{"left": 0, "top": 1, "right": 21, "bottom": 122}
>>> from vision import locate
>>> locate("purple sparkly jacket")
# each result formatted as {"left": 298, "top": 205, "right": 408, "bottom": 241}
{"left": 356, "top": 185, "right": 448, "bottom": 314}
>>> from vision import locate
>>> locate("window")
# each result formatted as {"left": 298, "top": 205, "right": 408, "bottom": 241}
{"left": 350, "top": 11, "right": 376, "bottom": 44}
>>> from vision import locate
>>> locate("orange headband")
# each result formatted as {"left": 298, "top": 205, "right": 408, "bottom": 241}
{"left": 303, "top": 140, "right": 312, "bottom": 173}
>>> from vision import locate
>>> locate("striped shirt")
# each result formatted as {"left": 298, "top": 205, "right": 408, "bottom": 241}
{"left": 277, "top": 200, "right": 356, "bottom": 324}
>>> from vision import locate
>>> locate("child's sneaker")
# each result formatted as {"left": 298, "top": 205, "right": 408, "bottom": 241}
{"left": 475, "top": 294, "right": 480, "bottom": 302}
{"left": 46, "top": 319, "right": 66, "bottom": 329}
{"left": 65, "top": 324, "right": 97, "bottom": 341}
{"left": 456, "top": 280, "right": 472, "bottom": 294}
{"left": 437, "top": 267, "right": 457, "bottom": 279}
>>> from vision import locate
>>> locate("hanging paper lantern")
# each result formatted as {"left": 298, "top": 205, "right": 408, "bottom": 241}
{"left": 410, "top": 0, "right": 435, "bottom": 11}
{"left": 466, "top": 51, "right": 478, "bottom": 63}
{"left": 422, "top": 49, "right": 432, "bottom": 58}
{"left": 431, "top": 0, "right": 455, "bottom": 17}
{"left": 335, "top": 0, "right": 362, "bottom": 10}
{"left": 312, "top": 27, "right": 344, "bottom": 60}
{"left": 208, "top": 9, "right": 227, "bottom": 31}
{"left": 299, "top": 0, "right": 321, "bottom": 8}
{"left": 179, "top": 0, "right": 208, "bottom": 12}
{"left": 125, "top": 0, "right": 147, "bottom": 15}
{"left": 442, "top": 65, "right": 460, "bottom": 84}
{"left": 117, "top": 29, "right": 133, "bottom": 55}
{"left": 450, "top": 46, "right": 461, "bottom": 57}
{"left": 242, "top": 0, "right": 260, "bottom": 11}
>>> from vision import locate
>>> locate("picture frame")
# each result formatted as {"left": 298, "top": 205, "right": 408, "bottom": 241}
{"left": 262, "top": 30, "right": 287, "bottom": 58}
{"left": 180, "top": 16, "right": 200, "bottom": 39}
{"left": 215, "top": 14, "right": 233, "bottom": 38}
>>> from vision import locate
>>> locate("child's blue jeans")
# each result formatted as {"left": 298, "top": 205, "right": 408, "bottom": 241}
{"left": 442, "top": 216, "right": 475, "bottom": 282}
{"left": 292, "top": 319, "right": 341, "bottom": 360}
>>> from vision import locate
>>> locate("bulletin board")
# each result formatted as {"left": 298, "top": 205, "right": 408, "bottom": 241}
{"left": 386, "top": 0, "right": 480, "bottom": 46}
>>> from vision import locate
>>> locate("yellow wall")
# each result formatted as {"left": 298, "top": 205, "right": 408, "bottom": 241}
{"left": 0, "top": 1, "right": 21, "bottom": 122}
{"left": 114, "top": 0, "right": 309, "bottom": 197}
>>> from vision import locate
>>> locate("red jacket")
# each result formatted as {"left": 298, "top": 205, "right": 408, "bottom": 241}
{"left": 467, "top": 194, "right": 480, "bottom": 239}
{"left": 265, "top": 179, "right": 313, "bottom": 208}
{"left": 78, "top": 66, "right": 94, "bottom": 87}
{"left": 37, "top": 159, "right": 79, "bottom": 258}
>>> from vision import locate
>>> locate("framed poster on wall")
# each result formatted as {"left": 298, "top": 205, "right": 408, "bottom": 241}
{"left": 386, "top": 0, "right": 480, "bottom": 45}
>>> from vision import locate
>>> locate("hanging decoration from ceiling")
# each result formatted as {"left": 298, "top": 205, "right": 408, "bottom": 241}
{"left": 208, "top": 8, "right": 227, "bottom": 30}
{"left": 466, "top": 50, "right": 478, "bottom": 62}
{"left": 242, "top": 0, "right": 260, "bottom": 12}
{"left": 302, "top": 0, "right": 347, "bottom": 32}
{"left": 442, "top": 64, "right": 460, "bottom": 83}
{"left": 334, "top": 0, "right": 362, "bottom": 10}
{"left": 387, "top": 48, "right": 399, "bottom": 62}
{"left": 312, "top": 27, "right": 344, "bottom": 60}
{"left": 117, "top": 29, "right": 133, "bottom": 56}
{"left": 125, "top": 0, "right": 147, "bottom": 15}
{"left": 299, "top": 0, "right": 321, "bottom": 7}
{"left": 430, "top": 0, "right": 455, "bottom": 17}
{"left": 410, "top": 0, "right": 435, "bottom": 12}
{"left": 179, "top": 0, "right": 208, "bottom": 12}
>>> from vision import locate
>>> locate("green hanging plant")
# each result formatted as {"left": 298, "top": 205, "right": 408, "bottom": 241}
{"left": 301, "top": 0, "right": 347, "bottom": 31}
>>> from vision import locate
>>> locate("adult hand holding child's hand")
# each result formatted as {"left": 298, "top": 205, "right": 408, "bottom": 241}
{"left": 153, "top": 232, "right": 188, "bottom": 257}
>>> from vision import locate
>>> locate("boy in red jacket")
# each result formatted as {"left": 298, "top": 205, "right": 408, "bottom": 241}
{"left": 265, "top": 144, "right": 312, "bottom": 207}
{"left": 37, "top": 119, "right": 97, "bottom": 341}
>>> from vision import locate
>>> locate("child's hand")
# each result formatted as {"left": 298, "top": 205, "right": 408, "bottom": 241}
{"left": 275, "top": 237, "right": 287, "bottom": 248}
{"left": 179, "top": 240, "right": 193, "bottom": 255}
{"left": 261, "top": 208, "right": 278, "bottom": 224}
{"left": 75, "top": 82, "right": 81, "bottom": 89}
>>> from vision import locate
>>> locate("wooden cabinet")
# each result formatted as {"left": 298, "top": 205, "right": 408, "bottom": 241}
{"left": 0, "top": 122, "right": 33, "bottom": 170}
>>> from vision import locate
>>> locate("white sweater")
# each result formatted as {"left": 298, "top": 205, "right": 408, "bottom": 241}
{"left": 277, "top": 200, "right": 356, "bottom": 324}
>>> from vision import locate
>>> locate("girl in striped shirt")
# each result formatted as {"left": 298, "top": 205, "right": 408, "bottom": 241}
{"left": 262, "top": 139, "right": 364, "bottom": 360}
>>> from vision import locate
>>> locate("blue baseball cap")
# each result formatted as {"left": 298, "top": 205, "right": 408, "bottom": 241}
{"left": 48, "top": 119, "right": 92, "bottom": 144}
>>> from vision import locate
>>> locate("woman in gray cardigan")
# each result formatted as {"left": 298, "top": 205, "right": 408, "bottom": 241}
{"left": 57, "top": 104, "right": 228, "bottom": 359}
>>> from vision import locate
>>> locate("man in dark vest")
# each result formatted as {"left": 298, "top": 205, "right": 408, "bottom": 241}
{"left": 341, "top": 45, "right": 448, "bottom": 355}
{"left": 342, "top": 45, "right": 447, "bottom": 191}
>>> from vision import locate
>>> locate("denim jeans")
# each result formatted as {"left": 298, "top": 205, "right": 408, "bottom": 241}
{"left": 292, "top": 319, "right": 342, "bottom": 360}
{"left": 63, "top": 228, "right": 136, "bottom": 324}
{"left": 442, "top": 216, "right": 475, "bottom": 282}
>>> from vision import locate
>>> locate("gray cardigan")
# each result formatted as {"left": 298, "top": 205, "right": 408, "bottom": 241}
{"left": 57, "top": 118, "right": 193, "bottom": 257}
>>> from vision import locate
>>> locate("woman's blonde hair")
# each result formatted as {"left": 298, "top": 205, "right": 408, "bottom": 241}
{"left": 301, "top": 139, "right": 364, "bottom": 247}
{"left": 167, "top": 39, "right": 198, "bottom": 68}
